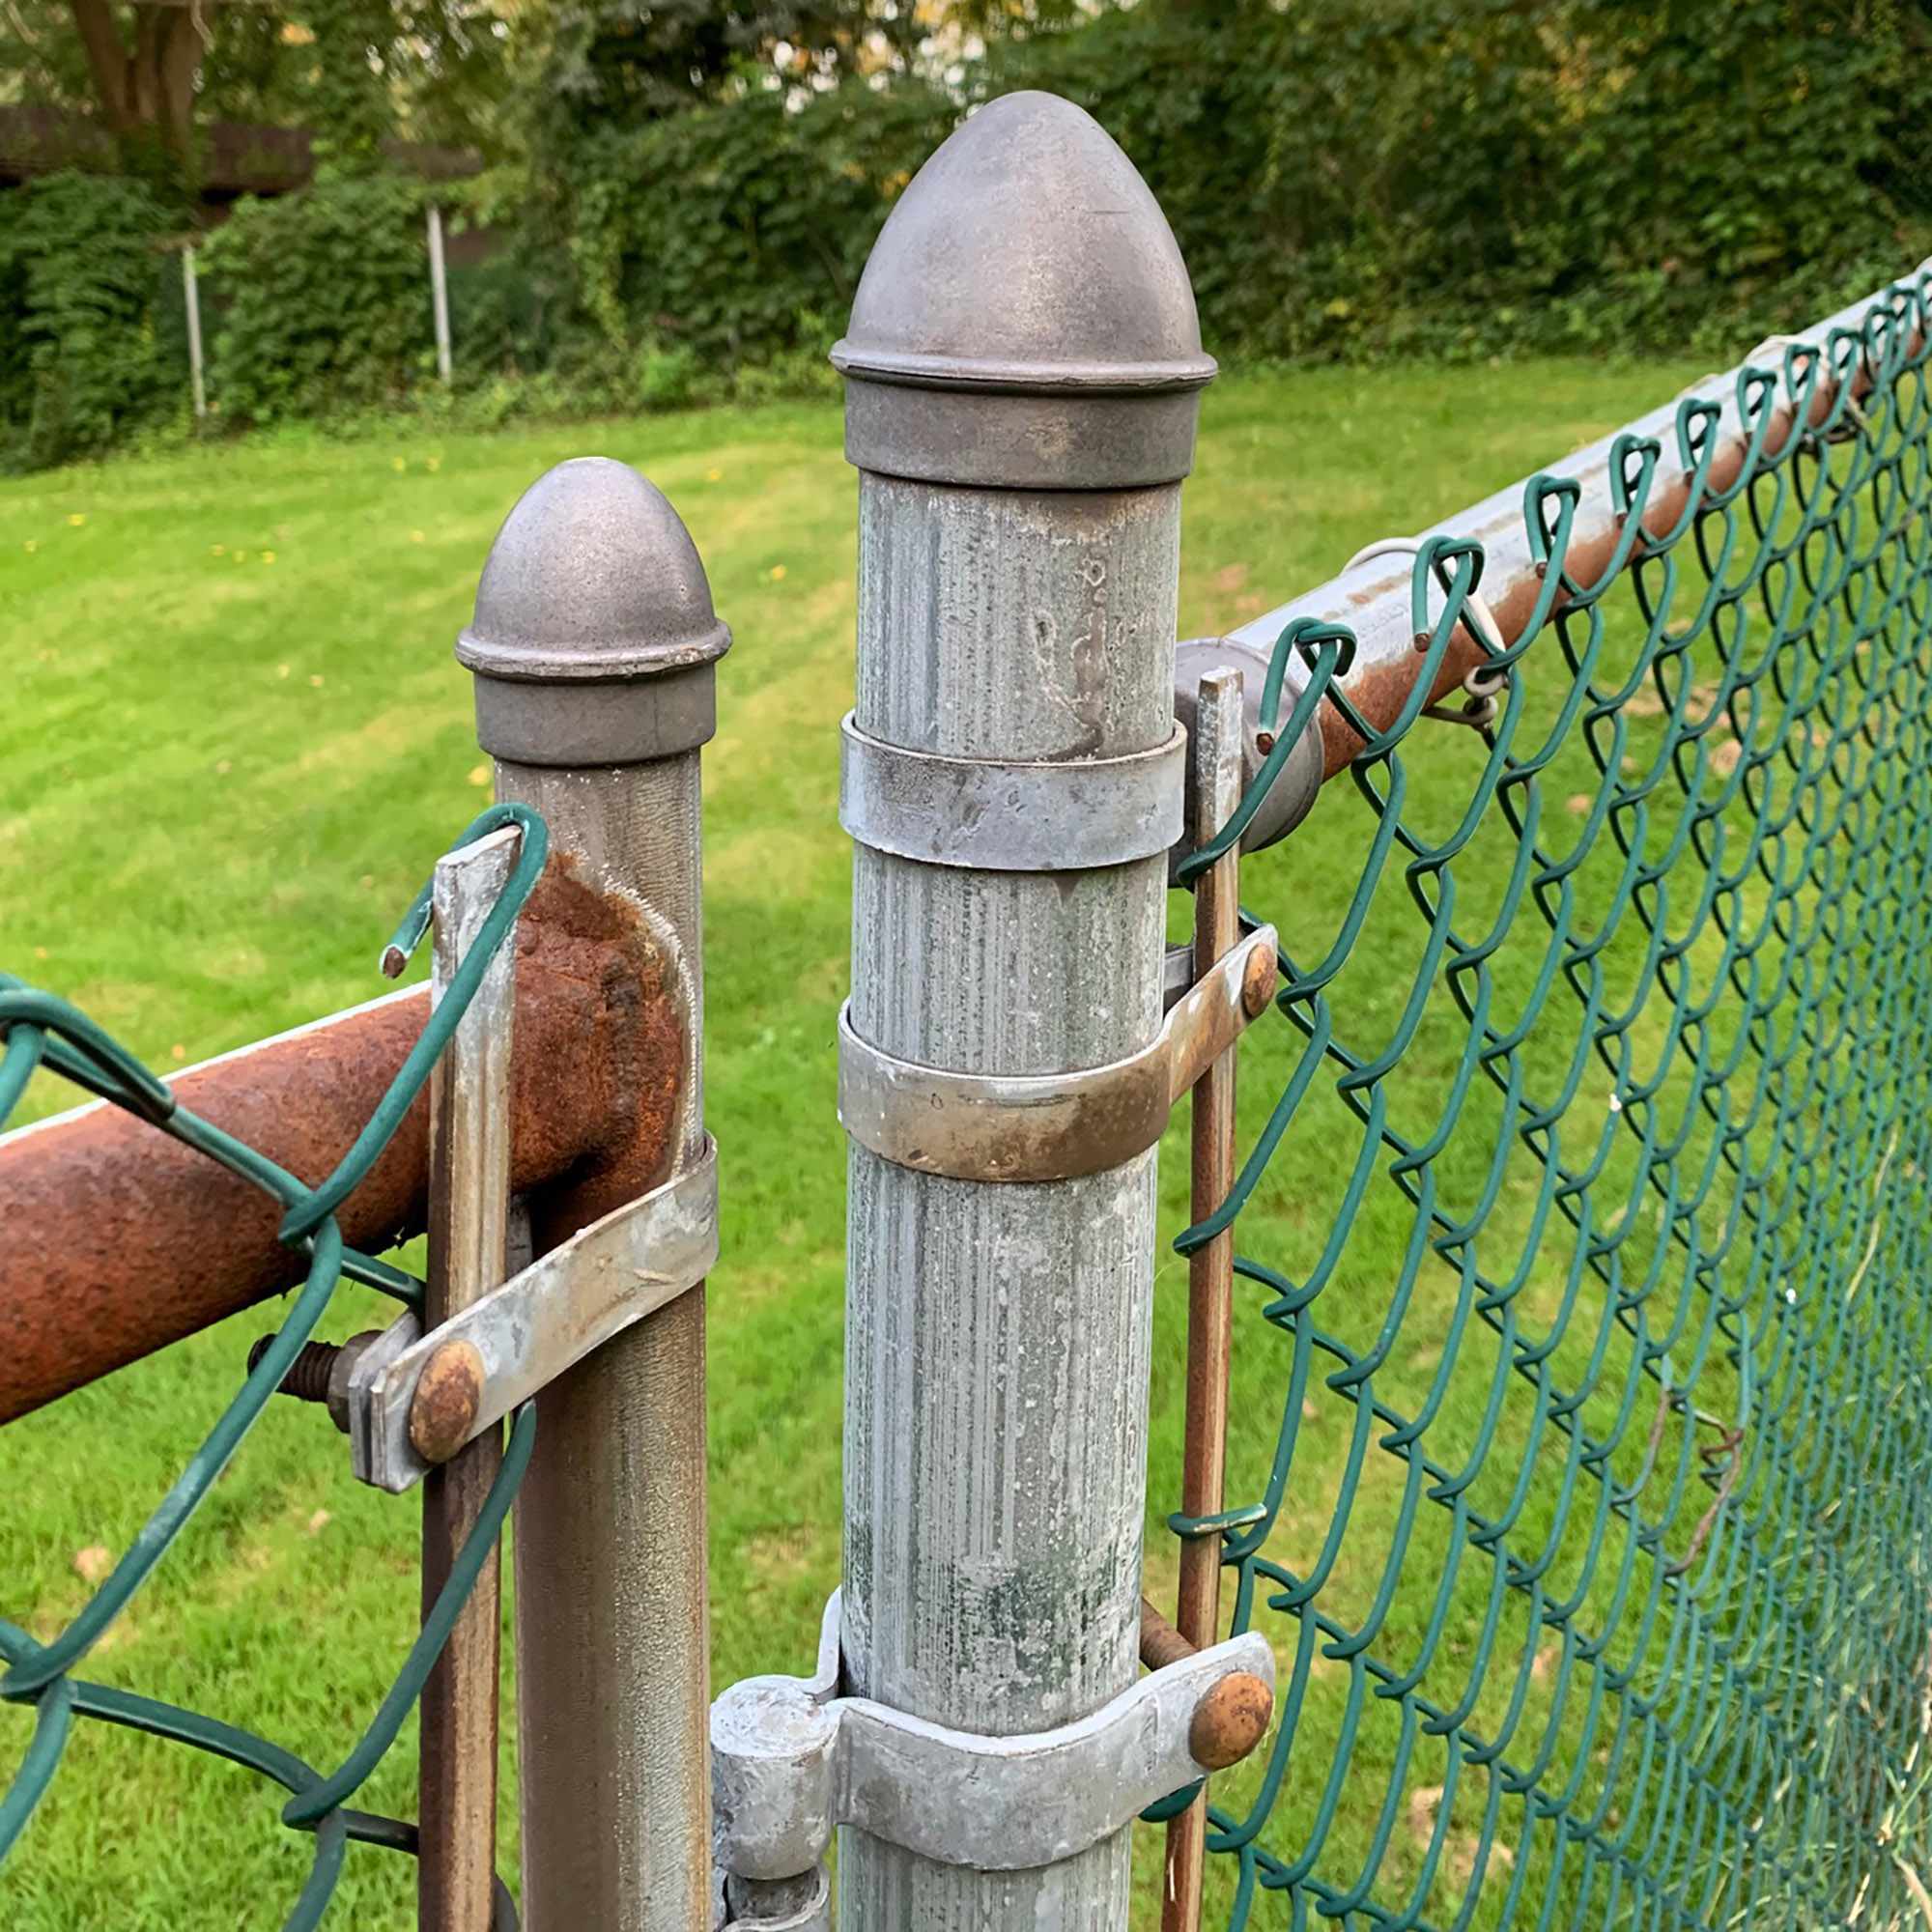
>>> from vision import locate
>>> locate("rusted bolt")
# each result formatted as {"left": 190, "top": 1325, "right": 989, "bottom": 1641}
{"left": 1188, "top": 1670, "right": 1274, "bottom": 1772}
{"left": 246, "top": 1329, "right": 381, "bottom": 1434}
{"left": 409, "top": 1338, "right": 486, "bottom": 1464}
{"left": 247, "top": 1332, "right": 339, "bottom": 1404}
{"left": 1140, "top": 1597, "right": 1274, "bottom": 1770}
{"left": 1241, "top": 943, "right": 1278, "bottom": 1018}
{"left": 1255, "top": 729, "right": 1275, "bottom": 755}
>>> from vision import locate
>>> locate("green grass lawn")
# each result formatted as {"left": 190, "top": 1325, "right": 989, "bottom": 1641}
{"left": 0, "top": 355, "right": 1707, "bottom": 1930}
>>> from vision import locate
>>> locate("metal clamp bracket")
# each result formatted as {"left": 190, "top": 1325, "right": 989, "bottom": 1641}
{"left": 348, "top": 1139, "right": 719, "bottom": 1492}
{"left": 839, "top": 714, "right": 1186, "bottom": 872}
{"left": 838, "top": 924, "right": 1278, "bottom": 1182}
{"left": 711, "top": 1594, "right": 1274, "bottom": 1883}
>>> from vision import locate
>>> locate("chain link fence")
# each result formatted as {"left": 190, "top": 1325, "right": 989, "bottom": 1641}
{"left": 1175, "top": 276, "right": 1932, "bottom": 1928}
{"left": 0, "top": 806, "right": 545, "bottom": 1930}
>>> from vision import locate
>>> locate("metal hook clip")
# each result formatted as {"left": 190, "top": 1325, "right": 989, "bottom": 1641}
{"left": 1345, "top": 537, "right": 1509, "bottom": 733}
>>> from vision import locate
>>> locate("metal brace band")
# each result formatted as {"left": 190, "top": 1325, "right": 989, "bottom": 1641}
{"left": 711, "top": 1594, "right": 1274, "bottom": 1881}
{"left": 838, "top": 924, "right": 1278, "bottom": 1182}
{"left": 348, "top": 1139, "right": 719, "bottom": 1492}
{"left": 839, "top": 714, "right": 1187, "bottom": 871}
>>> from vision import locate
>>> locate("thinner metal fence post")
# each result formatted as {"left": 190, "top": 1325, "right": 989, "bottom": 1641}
{"left": 1164, "top": 671, "right": 1245, "bottom": 1932}
{"left": 183, "top": 245, "right": 207, "bottom": 424}
{"left": 457, "top": 458, "right": 731, "bottom": 1932}
{"left": 831, "top": 90, "right": 1214, "bottom": 1930}
{"left": 429, "top": 204, "right": 454, "bottom": 385}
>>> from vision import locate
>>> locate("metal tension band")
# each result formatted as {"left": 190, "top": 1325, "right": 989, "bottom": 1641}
{"left": 710, "top": 1593, "right": 1275, "bottom": 1884}
{"left": 838, "top": 714, "right": 1187, "bottom": 872}
{"left": 347, "top": 1140, "right": 720, "bottom": 1492}
{"left": 838, "top": 924, "right": 1278, "bottom": 1183}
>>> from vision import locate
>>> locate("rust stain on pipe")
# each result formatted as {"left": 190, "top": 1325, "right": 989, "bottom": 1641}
{"left": 1316, "top": 339, "right": 1915, "bottom": 780}
{"left": 0, "top": 857, "right": 682, "bottom": 1424}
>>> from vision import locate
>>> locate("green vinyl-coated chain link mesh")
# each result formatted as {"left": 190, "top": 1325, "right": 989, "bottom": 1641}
{"left": 1172, "top": 269, "right": 1932, "bottom": 1928}
{"left": 0, "top": 804, "right": 546, "bottom": 1931}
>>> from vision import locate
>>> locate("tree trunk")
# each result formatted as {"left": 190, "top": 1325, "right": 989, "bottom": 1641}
{"left": 66, "top": 0, "right": 207, "bottom": 180}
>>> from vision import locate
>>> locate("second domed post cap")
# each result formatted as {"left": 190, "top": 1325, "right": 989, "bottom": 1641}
{"left": 457, "top": 457, "right": 731, "bottom": 768}
{"left": 831, "top": 91, "right": 1216, "bottom": 491}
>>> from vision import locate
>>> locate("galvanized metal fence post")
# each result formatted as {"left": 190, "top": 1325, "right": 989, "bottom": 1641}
{"left": 831, "top": 90, "right": 1214, "bottom": 1929}
{"left": 457, "top": 458, "right": 730, "bottom": 1932}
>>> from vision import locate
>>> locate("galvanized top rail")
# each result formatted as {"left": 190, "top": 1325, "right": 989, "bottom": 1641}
{"left": 1232, "top": 266, "right": 1932, "bottom": 781}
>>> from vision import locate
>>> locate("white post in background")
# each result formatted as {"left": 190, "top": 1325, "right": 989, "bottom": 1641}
{"left": 182, "top": 245, "right": 207, "bottom": 424}
{"left": 831, "top": 90, "right": 1215, "bottom": 1930}
{"left": 428, "top": 204, "right": 454, "bottom": 385}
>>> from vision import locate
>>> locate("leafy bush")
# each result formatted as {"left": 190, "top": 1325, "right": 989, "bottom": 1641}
{"left": 0, "top": 171, "right": 181, "bottom": 469}
{"left": 201, "top": 165, "right": 433, "bottom": 422}
{"left": 1002, "top": 0, "right": 1932, "bottom": 362}
{"left": 10, "top": 0, "right": 1932, "bottom": 469}
{"left": 554, "top": 75, "right": 955, "bottom": 371}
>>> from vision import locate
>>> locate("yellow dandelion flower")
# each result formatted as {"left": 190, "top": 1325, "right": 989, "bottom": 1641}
{"left": 261, "top": 550, "right": 275, "bottom": 563}
{"left": 309, "top": 673, "right": 324, "bottom": 688}
{"left": 67, "top": 514, "right": 85, "bottom": 527}
{"left": 392, "top": 456, "right": 407, "bottom": 472}
{"left": 468, "top": 764, "right": 491, "bottom": 787}
{"left": 706, "top": 468, "right": 723, "bottom": 482}
{"left": 411, "top": 529, "right": 425, "bottom": 543}
{"left": 277, "top": 665, "right": 291, "bottom": 678}
{"left": 770, "top": 563, "right": 787, "bottom": 582}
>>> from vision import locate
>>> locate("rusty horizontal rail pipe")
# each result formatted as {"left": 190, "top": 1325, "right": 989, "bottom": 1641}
{"left": 0, "top": 860, "right": 683, "bottom": 1425}
{"left": 1225, "top": 270, "right": 1930, "bottom": 781}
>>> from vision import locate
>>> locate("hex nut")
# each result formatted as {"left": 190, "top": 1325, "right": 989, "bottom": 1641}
{"left": 408, "top": 1338, "right": 486, "bottom": 1464}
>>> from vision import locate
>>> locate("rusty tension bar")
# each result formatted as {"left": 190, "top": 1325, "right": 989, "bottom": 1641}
{"left": 330, "top": 831, "right": 718, "bottom": 1497}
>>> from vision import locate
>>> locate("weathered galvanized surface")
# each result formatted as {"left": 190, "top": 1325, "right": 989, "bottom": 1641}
{"left": 838, "top": 714, "right": 1186, "bottom": 872}
{"left": 418, "top": 827, "right": 519, "bottom": 1932}
{"left": 712, "top": 1593, "right": 1274, "bottom": 1880}
{"left": 835, "top": 923, "right": 1274, "bottom": 1184}
{"left": 830, "top": 89, "right": 1214, "bottom": 493}
{"left": 0, "top": 859, "right": 682, "bottom": 1423}
{"left": 1170, "top": 638, "right": 1323, "bottom": 868}
{"left": 457, "top": 457, "right": 730, "bottom": 770}
{"left": 502, "top": 755, "right": 714, "bottom": 1932}
{"left": 453, "top": 453, "right": 724, "bottom": 1932}
{"left": 838, "top": 90, "right": 1211, "bottom": 1932}
{"left": 354, "top": 1142, "right": 719, "bottom": 1492}
{"left": 1232, "top": 283, "right": 1932, "bottom": 780}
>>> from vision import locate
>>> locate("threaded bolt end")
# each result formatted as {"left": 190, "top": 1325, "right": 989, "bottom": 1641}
{"left": 247, "top": 1335, "right": 344, "bottom": 1405}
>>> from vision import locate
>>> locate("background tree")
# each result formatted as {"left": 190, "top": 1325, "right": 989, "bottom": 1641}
{"left": 66, "top": 0, "right": 210, "bottom": 181}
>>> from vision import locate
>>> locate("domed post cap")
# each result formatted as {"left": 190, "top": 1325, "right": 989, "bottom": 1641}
{"left": 831, "top": 91, "right": 1215, "bottom": 490}
{"left": 457, "top": 457, "right": 731, "bottom": 768}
